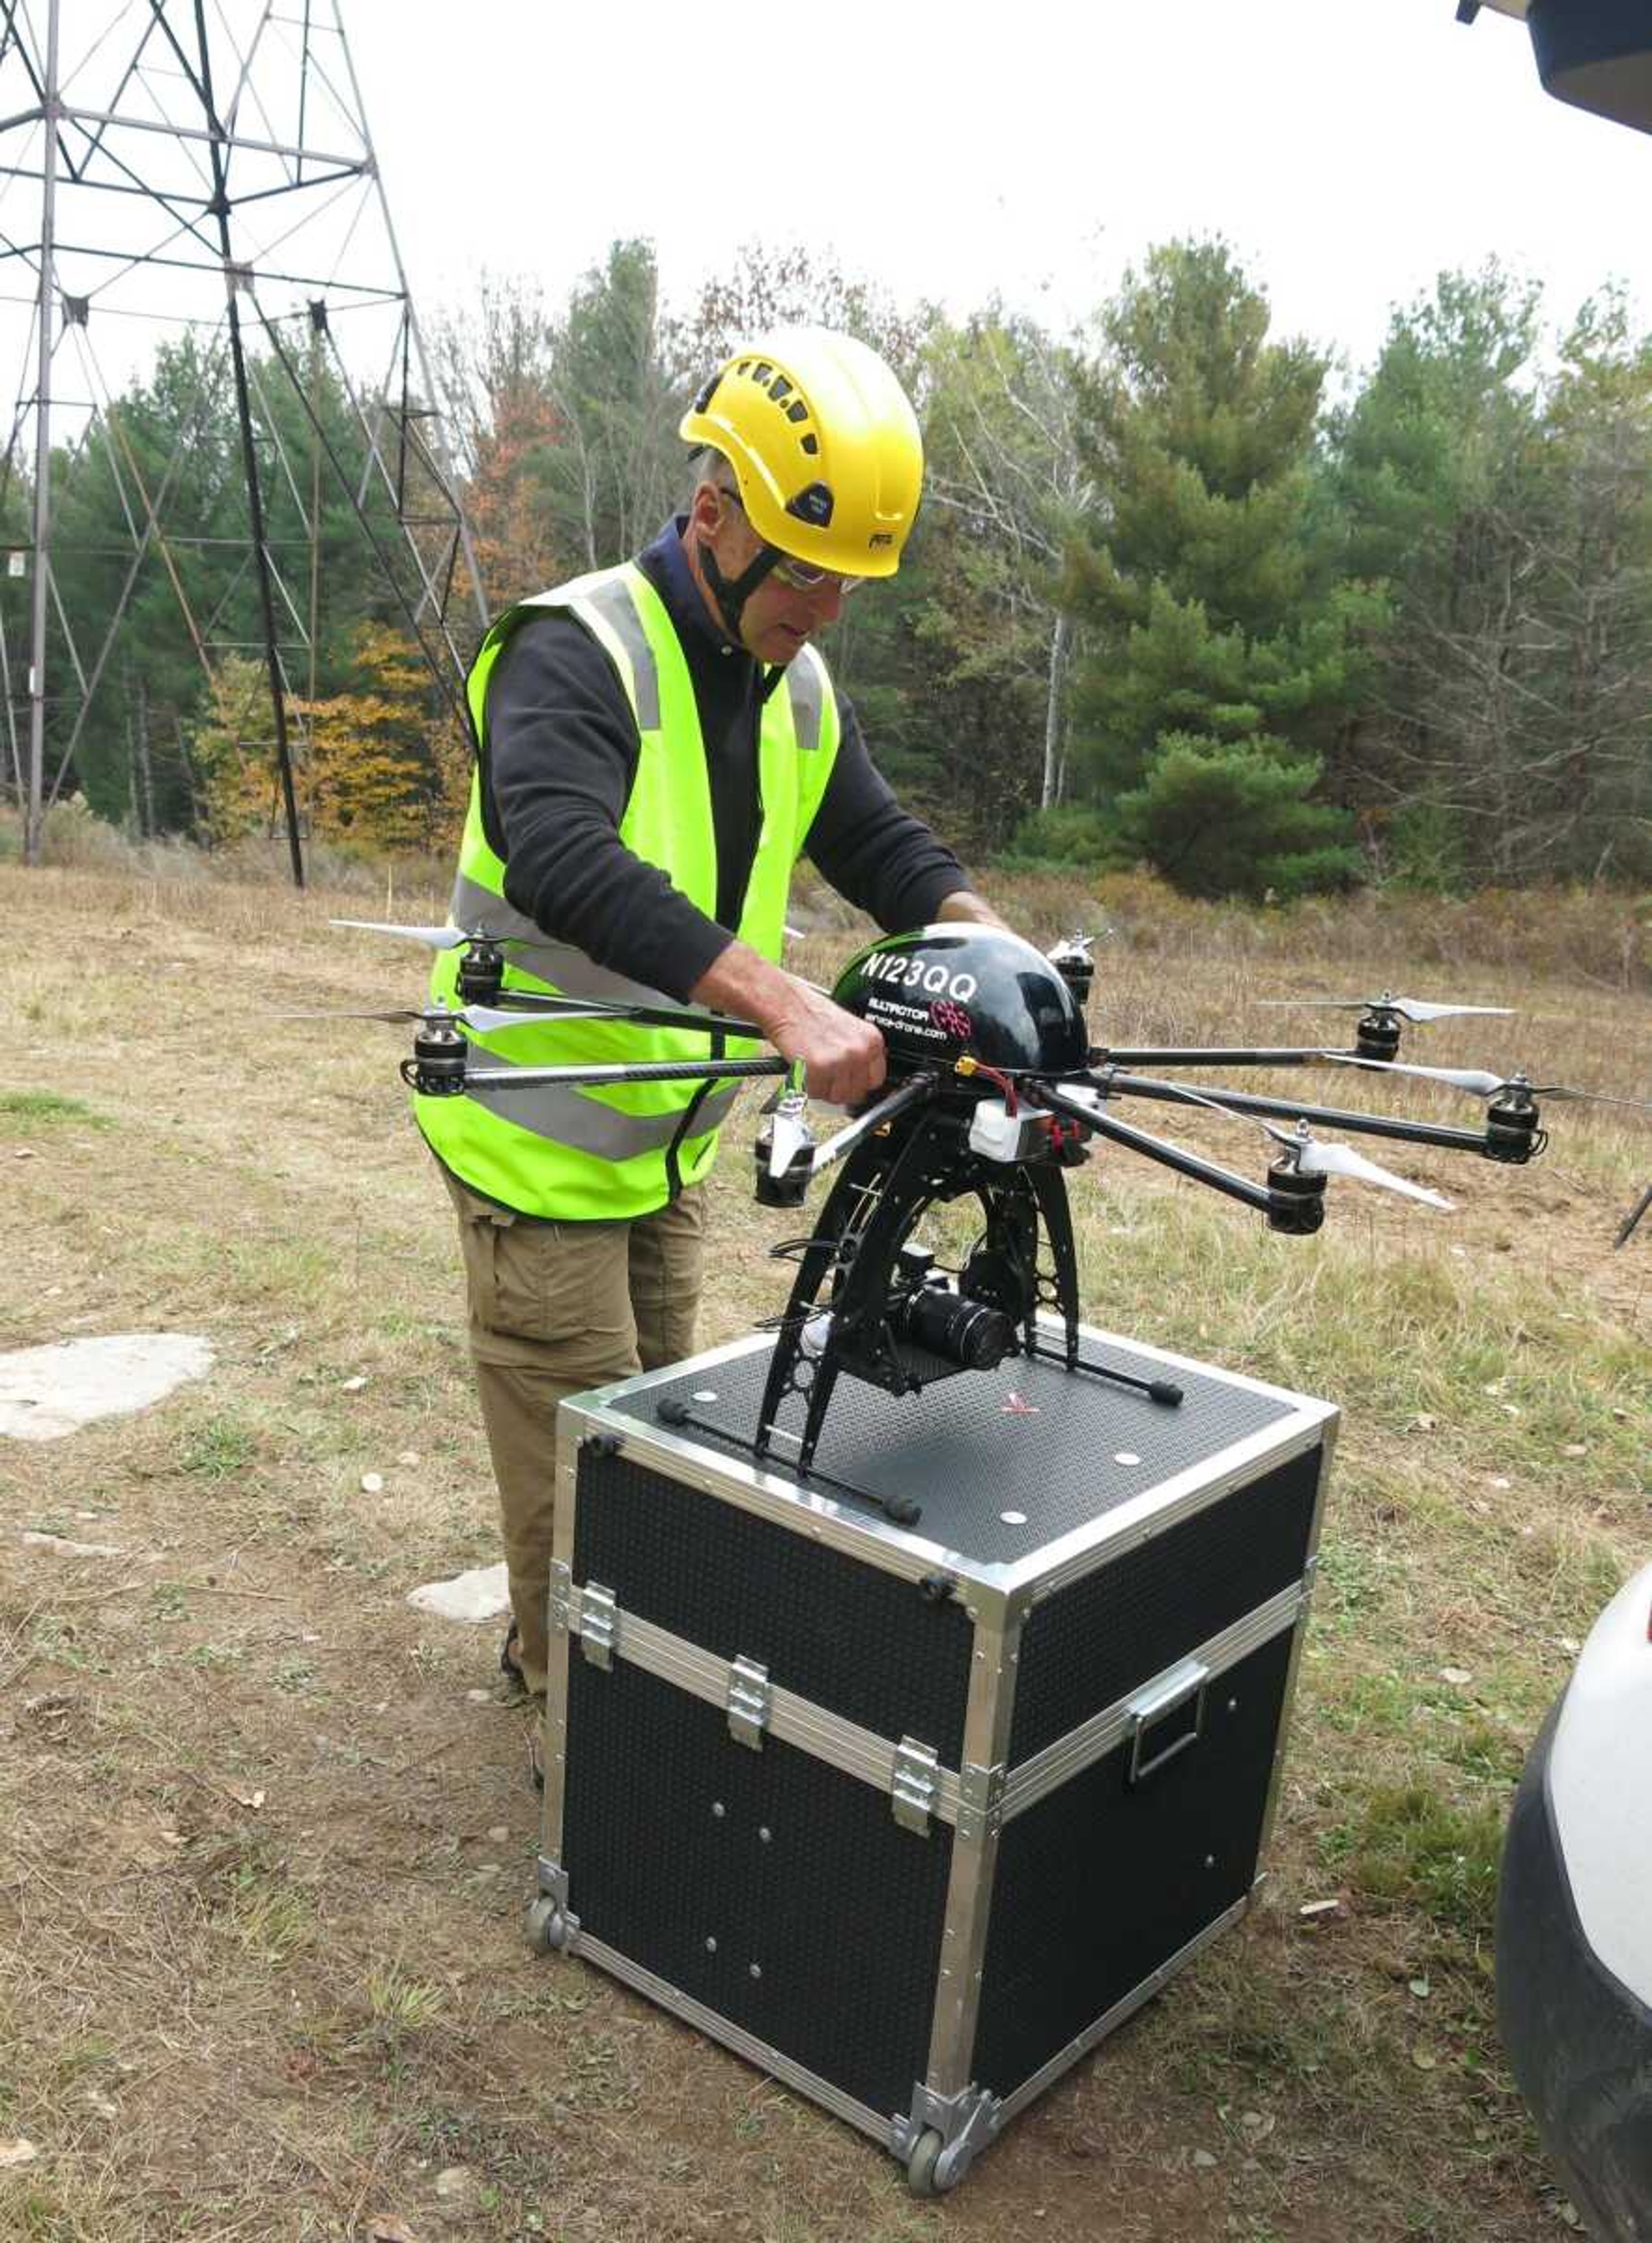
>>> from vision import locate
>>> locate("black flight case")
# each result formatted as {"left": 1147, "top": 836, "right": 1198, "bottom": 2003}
{"left": 529, "top": 1321, "right": 1337, "bottom": 2194}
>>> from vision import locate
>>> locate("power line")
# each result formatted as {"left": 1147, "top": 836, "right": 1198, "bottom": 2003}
{"left": 0, "top": 0, "right": 487, "bottom": 878}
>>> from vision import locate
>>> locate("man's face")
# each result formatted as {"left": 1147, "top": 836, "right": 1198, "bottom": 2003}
{"left": 698, "top": 485, "right": 855, "bottom": 666}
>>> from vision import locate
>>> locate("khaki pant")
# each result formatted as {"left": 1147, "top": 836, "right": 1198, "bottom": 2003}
{"left": 443, "top": 1170, "right": 706, "bottom": 1700}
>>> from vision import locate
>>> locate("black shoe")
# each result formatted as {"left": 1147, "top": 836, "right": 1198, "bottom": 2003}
{"left": 500, "top": 1622, "right": 526, "bottom": 1691}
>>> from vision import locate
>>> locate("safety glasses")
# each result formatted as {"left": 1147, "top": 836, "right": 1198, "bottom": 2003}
{"left": 720, "top": 489, "right": 866, "bottom": 597}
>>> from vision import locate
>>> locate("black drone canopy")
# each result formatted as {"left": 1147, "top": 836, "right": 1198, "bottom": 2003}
{"left": 832, "top": 925, "right": 1089, "bottom": 1077}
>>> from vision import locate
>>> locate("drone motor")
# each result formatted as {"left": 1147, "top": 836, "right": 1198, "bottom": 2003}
{"left": 1047, "top": 933, "right": 1097, "bottom": 1011}
{"left": 754, "top": 1125, "right": 814, "bottom": 1206}
{"left": 753, "top": 1074, "right": 817, "bottom": 1206}
{"left": 1265, "top": 1156, "right": 1327, "bottom": 1234}
{"left": 403, "top": 1018, "right": 468, "bottom": 1095}
{"left": 1485, "top": 1093, "right": 1547, "bottom": 1165}
{"left": 455, "top": 938, "right": 506, "bottom": 1006}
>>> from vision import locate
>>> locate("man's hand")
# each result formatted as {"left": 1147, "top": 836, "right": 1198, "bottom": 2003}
{"left": 935, "top": 888, "right": 1013, "bottom": 935}
{"left": 763, "top": 977, "right": 886, "bottom": 1105}
{"left": 689, "top": 940, "right": 885, "bottom": 1106}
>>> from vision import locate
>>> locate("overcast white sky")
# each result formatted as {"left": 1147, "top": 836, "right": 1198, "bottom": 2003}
{"left": 347, "top": 0, "right": 1651, "bottom": 380}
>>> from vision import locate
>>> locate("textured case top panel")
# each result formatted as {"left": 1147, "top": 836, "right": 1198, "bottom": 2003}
{"left": 562, "top": 1654, "right": 955, "bottom": 2121}
{"left": 607, "top": 1338, "right": 1302, "bottom": 1572}
{"left": 973, "top": 1627, "right": 1297, "bottom": 2100}
{"left": 1007, "top": 1444, "right": 1322, "bottom": 1766}
{"left": 573, "top": 1449, "right": 976, "bottom": 1763}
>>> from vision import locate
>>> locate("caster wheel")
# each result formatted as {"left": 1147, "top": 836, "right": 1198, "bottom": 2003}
{"left": 525, "top": 1896, "right": 568, "bottom": 1956}
{"left": 905, "top": 2127, "right": 948, "bottom": 2197}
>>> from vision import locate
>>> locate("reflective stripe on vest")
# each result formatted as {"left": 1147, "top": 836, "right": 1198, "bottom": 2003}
{"left": 414, "top": 562, "right": 840, "bottom": 1219}
{"left": 461, "top": 1045, "right": 744, "bottom": 1157}
{"left": 444, "top": 869, "right": 681, "bottom": 1014}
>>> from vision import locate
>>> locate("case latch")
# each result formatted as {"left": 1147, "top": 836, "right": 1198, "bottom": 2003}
{"left": 726, "top": 1655, "right": 770, "bottom": 1748}
{"left": 891, "top": 1736, "right": 940, "bottom": 1833}
{"left": 577, "top": 1583, "right": 617, "bottom": 1670}
{"left": 547, "top": 1560, "right": 573, "bottom": 1637}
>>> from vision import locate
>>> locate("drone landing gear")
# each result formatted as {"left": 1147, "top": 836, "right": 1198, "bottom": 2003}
{"left": 1020, "top": 1337, "right": 1186, "bottom": 1407}
{"left": 750, "top": 1103, "right": 1091, "bottom": 1484}
{"left": 652, "top": 1395, "right": 925, "bottom": 1530}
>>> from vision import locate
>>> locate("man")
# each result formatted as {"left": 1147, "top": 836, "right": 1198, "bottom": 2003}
{"left": 416, "top": 327, "right": 1005, "bottom": 1759}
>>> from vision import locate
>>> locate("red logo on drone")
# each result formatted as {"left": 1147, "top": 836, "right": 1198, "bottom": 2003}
{"left": 931, "top": 998, "right": 974, "bottom": 1041}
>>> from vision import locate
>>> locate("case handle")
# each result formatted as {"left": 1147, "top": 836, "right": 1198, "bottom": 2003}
{"left": 1126, "top": 1658, "right": 1209, "bottom": 1786}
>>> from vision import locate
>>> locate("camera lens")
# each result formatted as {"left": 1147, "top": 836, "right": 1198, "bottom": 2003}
{"left": 894, "top": 1285, "right": 1016, "bottom": 1370}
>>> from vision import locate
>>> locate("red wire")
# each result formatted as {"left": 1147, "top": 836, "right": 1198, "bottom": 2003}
{"left": 973, "top": 1063, "right": 1017, "bottom": 1116}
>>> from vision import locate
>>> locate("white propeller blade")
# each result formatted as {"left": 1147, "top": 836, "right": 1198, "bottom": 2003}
{"left": 330, "top": 918, "right": 467, "bottom": 948}
{"left": 329, "top": 918, "right": 519, "bottom": 951}
{"left": 1323, "top": 1053, "right": 1507, "bottom": 1096}
{"left": 459, "top": 1006, "right": 557, "bottom": 1036}
{"left": 273, "top": 1003, "right": 570, "bottom": 1034}
{"left": 1381, "top": 998, "right": 1513, "bottom": 1024}
{"left": 1301, "top": 1138, "right": 1453, "bottom": 1208}
{"left": 1323, "top": 1054, "right": 1650, "bottom": 1111}
{"left": 1259, "top": 993, "right": 1513, "bottom": 1024}
{"left": 1258, "top": 1120, "right": 1452, "bottom": 1208}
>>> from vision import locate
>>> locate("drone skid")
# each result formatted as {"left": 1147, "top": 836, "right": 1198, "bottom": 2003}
{"left": 753, "top": 1097, "right": 1083, "bottom": 1483}
{"left": 531, "top": 1325, "right": 1337, "bottom": 2195}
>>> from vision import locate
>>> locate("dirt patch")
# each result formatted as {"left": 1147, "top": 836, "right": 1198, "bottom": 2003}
{"left": 2, "top": 864, "right": 1644, "bottom": 2241}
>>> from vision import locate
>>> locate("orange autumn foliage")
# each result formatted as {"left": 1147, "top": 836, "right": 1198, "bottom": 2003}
{"left": 191, "top": 626, "right": 470, "bottom": 853}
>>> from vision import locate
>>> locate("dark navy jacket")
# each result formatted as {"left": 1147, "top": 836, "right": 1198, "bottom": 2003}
{"left": 480, "top": 518, "right": 968, "bottom": 1003}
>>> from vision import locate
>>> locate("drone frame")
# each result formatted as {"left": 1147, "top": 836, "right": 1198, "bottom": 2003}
{"left": 342, "top": 917, "right": 1586, "bottom": 1509}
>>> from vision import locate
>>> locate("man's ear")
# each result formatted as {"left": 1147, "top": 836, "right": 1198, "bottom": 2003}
{"left": 687, "top": 481, "right": 725, "bottom": 540}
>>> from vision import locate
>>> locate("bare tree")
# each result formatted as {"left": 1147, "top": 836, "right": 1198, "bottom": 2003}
{"left": 922, "top": 314, "right": 1091, "bottom": 808}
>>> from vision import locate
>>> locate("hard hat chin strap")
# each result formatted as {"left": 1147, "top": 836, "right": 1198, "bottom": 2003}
{"left": 700, "top": 537, "right": 781, "bottom": 643}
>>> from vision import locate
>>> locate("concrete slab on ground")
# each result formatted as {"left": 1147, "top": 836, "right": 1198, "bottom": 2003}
{"left": 0, "top": 1333, "right": 214, "bottom": 1441}
{"left": 406, "top": 1561, "right": 511, "bottom": 1623}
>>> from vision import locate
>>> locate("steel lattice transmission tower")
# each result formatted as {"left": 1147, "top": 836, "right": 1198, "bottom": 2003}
{"left": 0, "top": 0, "right": 488, "bottom": 880}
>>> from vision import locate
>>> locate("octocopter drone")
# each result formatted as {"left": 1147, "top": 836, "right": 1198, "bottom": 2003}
{"left": 311, "top": 920, "right": 1644, "bottom": 1523}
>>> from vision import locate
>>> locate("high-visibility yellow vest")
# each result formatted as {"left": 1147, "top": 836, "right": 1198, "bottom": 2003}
{"left": 415, "top": 561, "right": 841, "bottom": 1219}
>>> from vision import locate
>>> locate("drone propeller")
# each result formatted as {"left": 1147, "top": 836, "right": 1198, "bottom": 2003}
{"left": 327, "top": 916, "right": 780, "bottom": 1032}
{"left": 1258, "top": 990, "right": 1513, "bottom": 1024}
{"left": 1322, "top": 1054, "right": 1650, "bottom": 1111}
{"left": 273, "top": 1002, "right": 559, "bottom": 1035}
{"left": 328, "top": 918, "right": 512, "bottom": 951}
{"left": 1055, "top": 1074, "right": 1453, "bottom": 1210}
{"left": 1259, "top": 1118, "right": 1453, "bottom": 1209}
{"left": 299, "top": 967, "right": 760, "bottom": 1042}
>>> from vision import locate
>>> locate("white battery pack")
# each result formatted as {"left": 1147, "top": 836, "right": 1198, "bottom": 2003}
{"left": 967, "top": 1098, "right": 1052, "bottom": 1163}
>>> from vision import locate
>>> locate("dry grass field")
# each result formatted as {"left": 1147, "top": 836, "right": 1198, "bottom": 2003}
{"left": 1, "top": 849, "right": 1647, "bottom": 2243}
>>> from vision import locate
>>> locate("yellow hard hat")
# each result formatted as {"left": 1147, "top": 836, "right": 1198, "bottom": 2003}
{"left": 680, "top": 327, "right": 923, "bottom": 579}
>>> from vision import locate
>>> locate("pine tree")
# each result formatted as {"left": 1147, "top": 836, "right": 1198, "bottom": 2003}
{"left": 1326, "top": 263, "right": 1547, "bottom": 884}
{"left": 1062, "top": 240, "right": 1368, "bottom": 898}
